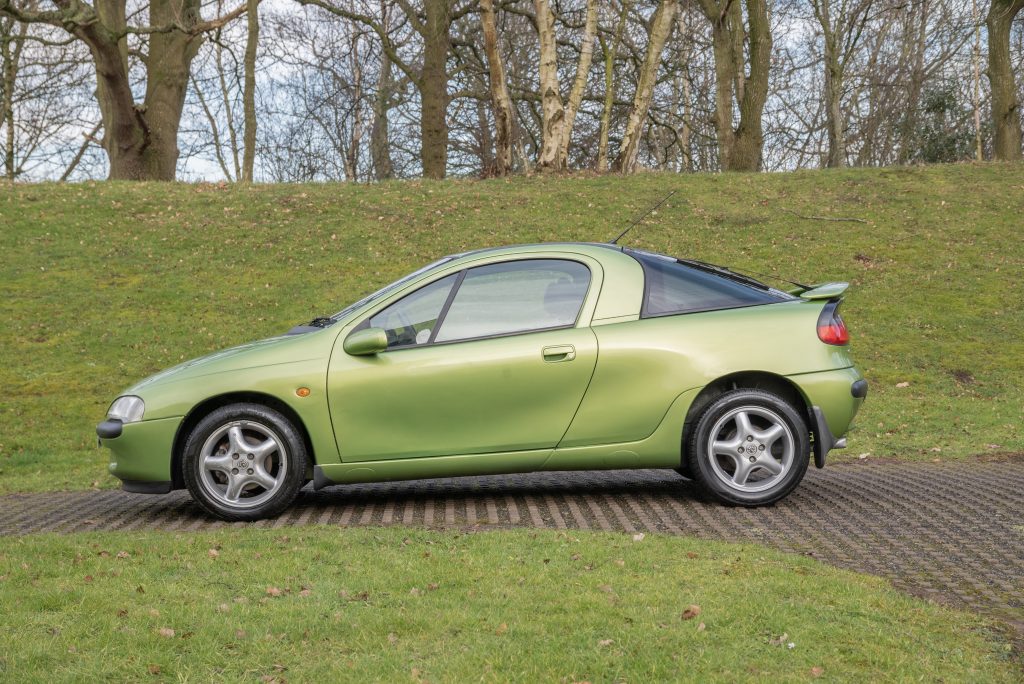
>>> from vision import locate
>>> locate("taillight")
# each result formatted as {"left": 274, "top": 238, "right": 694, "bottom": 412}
{"left": 817, "top": 301, "right": 849, "bottom": 345}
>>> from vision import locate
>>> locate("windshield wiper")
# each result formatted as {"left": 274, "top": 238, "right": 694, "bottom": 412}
{"left": 308, "top": 317, "right": 336, "bottom": 328}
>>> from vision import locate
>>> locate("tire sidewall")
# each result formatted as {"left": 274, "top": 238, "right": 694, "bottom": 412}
{"left": 182, "top": 403, "right": 307, "bottom": 521}
{"left": 689, "top": 389, "right": 810, "bottom": 506}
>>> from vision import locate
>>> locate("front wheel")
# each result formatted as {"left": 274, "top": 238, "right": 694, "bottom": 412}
{"left": 182, "top": 403, "right": 307, "bottom": 521}
{"left": 687, "top": 389, "right": 809, "bottom": 506}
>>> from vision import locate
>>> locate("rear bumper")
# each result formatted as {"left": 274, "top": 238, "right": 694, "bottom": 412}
{"left": 791, "top": 367, "right": 867, "bottom": 468}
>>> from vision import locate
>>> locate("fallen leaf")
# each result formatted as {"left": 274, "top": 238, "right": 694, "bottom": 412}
{"left": 682, "top": 605, "right": 702, "bottom": 620}
{"left": 697, "top": 622, "right": 706, "bottom": 631}
{"left": 895, "top": 381, "right": 910, "bottom": 388}
{"left": 495, "top": 623, "right": 508, "bottom": 636}
{"left": 387, "top": 632, "right": 399, "bottom": 645}
{"left": 208, "top": 549, "right": 220, "bottom": 559}
{"left": 147, "top": 664, "right": 161, "bottom": 675}
{"left": 811, "top": 666, "right": 825, "bottom": 677}
{"left": 427, "top": 583, "right": 439, "bottom": 591}
{"left": 686, "top": 552, "right": 699, "bottom": 559}
{"left": 116, "top": 551, "right": 130, "bottom": 559}
{"left": 217, "top": 603, "right": 230, "bottom": 613}
{"left": 117, "top": 609, "right": 128, "bottom": 618}
{"left": 235, "top": 629, "right": 246, "bottom": 639}
{"left": 149, "top": 608, "right": 160, "bottom": 617}
{"left": 613, "top": 559, "right": 625, "bottom": 567}
{"left": 769, "top": 632, "right": 789, "bottom": 646}
{"left": 409, "top": 587, "right": 422, "bottom": 596}
{"left": 598, "top": 639, "right": 614, "bottom": 647}
{"left": 157, "top": 627, "right": 175, "bottom": 638}
{"left": 266, "top": 586, "right": 283, "bottom": 597}
{"left": 632, "top": 533, "right": 645, "bottom": 542}
{"left": 299, "top": 588, "right": 312, "bottom": 597}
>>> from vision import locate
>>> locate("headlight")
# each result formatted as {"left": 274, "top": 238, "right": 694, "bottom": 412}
{"left": 107, "top": 395, "right": 145, "bottom": 423}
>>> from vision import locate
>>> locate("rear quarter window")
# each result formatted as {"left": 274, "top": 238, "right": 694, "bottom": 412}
{"left": 631, "top": 253, "right": 785, "bottom": 317}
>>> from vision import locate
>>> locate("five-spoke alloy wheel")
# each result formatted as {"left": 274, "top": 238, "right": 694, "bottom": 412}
{"left": 183, "top": 403, "right": 307, "bottom": 521}
{"left": 688, "top": 389, "right": 809, "bottom": 506}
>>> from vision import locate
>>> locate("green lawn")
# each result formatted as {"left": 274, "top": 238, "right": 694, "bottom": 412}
{"left": 0, "top": 527, "right": 1017, "bottom": 682}
{"left": 1, "top": 163, "right": 1022, "bottom": 493}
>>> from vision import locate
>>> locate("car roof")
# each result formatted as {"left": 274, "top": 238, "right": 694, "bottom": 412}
{"left": 444, "top": 241, "right": 630, "bottom": 265}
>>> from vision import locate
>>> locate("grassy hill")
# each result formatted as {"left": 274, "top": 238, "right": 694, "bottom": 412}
{"left": 1, "top": 163, "right": 1021, "bottom": 492}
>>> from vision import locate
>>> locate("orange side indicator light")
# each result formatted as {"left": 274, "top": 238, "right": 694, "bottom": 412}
{"left": 296, "top": 387, "right": 311, "bottom": 398}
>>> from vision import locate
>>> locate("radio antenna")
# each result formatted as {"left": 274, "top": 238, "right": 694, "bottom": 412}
{"left": 609, "top": 190, "right": 676, "bottom": 245}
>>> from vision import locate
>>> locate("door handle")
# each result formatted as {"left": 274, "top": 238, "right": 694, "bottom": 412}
{"left": 542, "top": 345, "right": 576, "bottom": 362}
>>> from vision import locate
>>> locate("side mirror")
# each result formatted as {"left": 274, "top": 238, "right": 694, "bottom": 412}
{"left": 343, "top": 327, "right": 389, "bottom": 356}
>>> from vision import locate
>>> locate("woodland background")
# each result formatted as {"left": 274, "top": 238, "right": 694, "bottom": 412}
{"left": 0, "top": 0, "right": 1022, "bottom": 182}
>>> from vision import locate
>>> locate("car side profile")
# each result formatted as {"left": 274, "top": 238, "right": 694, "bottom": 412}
{"left": 97, "top": 243, "right": 867, "bottom": 520}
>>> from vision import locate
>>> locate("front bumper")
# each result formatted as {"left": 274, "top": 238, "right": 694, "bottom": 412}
{"left": 97, "top": 415, "right": 182, "bottom": 490}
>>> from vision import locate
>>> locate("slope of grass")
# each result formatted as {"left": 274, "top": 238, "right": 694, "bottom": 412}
{"left": 1, "top": 163, "right": 1022, "bottom": 492}
{"left": 0, "top": 527, "right": 1018, "bottom": 682}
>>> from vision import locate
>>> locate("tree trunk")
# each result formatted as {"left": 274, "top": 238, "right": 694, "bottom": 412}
{"left": 823, "top": 47, "right": 846, "bottom": 167}
{"left": 371, "top": 45, "right": 394, "bottom": 180}
{"left": 241, "top": 0, "right": 258, "bottom": 181}
{"left": 78, "top": 0, "right": 204, "bottom": 180}
{"left": 597, "top": 0, "right": 628, "bottom": 172}
{"left": 699, "top": 0, "right": 771, "bottom": 171}
{"left": 558, "top": 0, "right": 598, "bottom": 167}
{"left": 986, "top": 0, "right": 1024, "bottom": 160}
{"left": 420, "top": 0, "right": 450, "bottom": 179}
{"left": 1, "top": 17, "right": 27, "bottom": 179}
{"left": 534, "top": 0, "right": 565, "bottom": 170}
{"left": 479, "top": 0, "right": 515, "bottom": 175}
{"left": 729, "top": 0, "right": 770, "bottom": 171}
{"left": 613, "top": 0, "right": 678, "bottom": 172}
{"left": 897, "top": 1, "right": 928, "bottom": 163}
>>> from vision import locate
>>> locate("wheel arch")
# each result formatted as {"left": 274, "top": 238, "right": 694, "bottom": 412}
{"left": 170, "top": 392, "right": 316, "bottom": 489}
{"left": 680, "top": 371, "right": 813, "bottom": 473}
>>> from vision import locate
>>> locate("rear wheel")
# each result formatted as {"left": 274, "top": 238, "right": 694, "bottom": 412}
{"left": 688, "top": 389, "right": 809, "bottom": 506}
{"left": 182, "top": 403, "right": 306, "bottom": 521}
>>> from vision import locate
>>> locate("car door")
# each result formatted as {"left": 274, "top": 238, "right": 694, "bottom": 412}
{"left": 328, "top": 258, "right": 599, "bottom": 461}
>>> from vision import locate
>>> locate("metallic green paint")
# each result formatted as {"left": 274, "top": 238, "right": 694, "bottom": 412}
{"left": 103, "top": 416, "right": 180, "bottom": 482}
{"left": 800, "top": 282, "right": 850, "bottom": 300}
{"left": 98, "top": 242, "right": 866, "bottom": 493}
{"left": 343, "top": 327, "right": 388, "bottom": 356}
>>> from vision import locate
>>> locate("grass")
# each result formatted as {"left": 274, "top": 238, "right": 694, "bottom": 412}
{"left": 0, "top": 526, "right": 1018, "bottom": 682}
{"left": 1, "top": 163, "right": 1022, "bottom": 493}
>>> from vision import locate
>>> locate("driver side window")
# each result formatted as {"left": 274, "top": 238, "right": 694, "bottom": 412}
{"left": 369, "top": 273, "right": 457, "bottom": 348}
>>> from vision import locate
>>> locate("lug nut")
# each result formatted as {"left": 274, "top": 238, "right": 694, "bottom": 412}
{"left": 738, "top": 447, "right": 745, "bottom": 453}
{"left": 232, "top": 453, "right": 239, "bottom": 460}
{"left": 758, "top": 444, "right": 765, "bottom": 451}
{"left": 749, "top": 456, "right": 756, "bottom": 463}
{"left": 746, "top": 436, "right": 753, "bottom": 442}
{"left": 247, "top": 468, "right": 254, "bottom": 474}
{"left": 231, "top": 468, "right": 238, "bottom": 474}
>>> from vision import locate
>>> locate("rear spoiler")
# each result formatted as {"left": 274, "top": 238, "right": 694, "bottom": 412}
{"left": 793, "top": 282, "right": 849, "bottom": 300}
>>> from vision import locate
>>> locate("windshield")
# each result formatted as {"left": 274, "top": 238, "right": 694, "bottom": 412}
{"left": 330, "top": 256, "right": 457, "bottom": 321}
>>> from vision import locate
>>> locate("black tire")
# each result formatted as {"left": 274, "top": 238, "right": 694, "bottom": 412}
{"left": 687, "top": 389, "right": 809, "bottom": 506}
{"left": 182, "top": 403, "right": 307, "bottom": 521}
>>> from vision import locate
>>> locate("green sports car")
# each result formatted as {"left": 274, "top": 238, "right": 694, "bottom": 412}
{"left": 97, "top": 243, "right": 866, "bottom": 520}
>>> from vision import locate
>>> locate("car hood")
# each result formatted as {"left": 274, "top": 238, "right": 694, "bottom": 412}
{"left": 126, "top": 328, "right": 337, "bottom": 393}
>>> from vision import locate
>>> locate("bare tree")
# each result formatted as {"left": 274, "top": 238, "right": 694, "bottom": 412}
{"left": 479, "top": 0, "right": 516, "bottom": 175}
{"left": 241, "top": 0, "right": 258, "bottom": 180}
{"left": 614, "top": 0, "right": 678, "bottom": 172}
{"left": 0, "top": 0, "right": 248, "bottom": 180}
{"left": 810, "top": 0, "right": 873, "bottom": 167}
{"left": 697, "top": 0, "right": 773, "bottom": 170}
